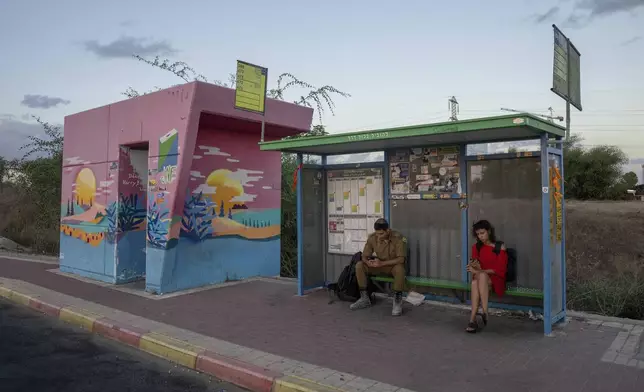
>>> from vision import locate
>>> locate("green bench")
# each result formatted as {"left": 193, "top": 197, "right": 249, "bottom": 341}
{"left": 370, "top": 275, "right": 543, "bottom": 300}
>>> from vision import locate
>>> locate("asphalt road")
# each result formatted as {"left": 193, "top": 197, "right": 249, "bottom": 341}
{"left": 0, "top": 298, "right": 246, "bottom": 392}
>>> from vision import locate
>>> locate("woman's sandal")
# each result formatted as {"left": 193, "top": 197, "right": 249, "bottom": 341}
{"left": 466, "top": 321, "right": 478, "bottom": 333}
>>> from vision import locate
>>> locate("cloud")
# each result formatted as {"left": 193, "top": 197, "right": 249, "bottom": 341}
{"left": 193, "top": 184, "right": 218, "bottom": 194}
{"left": 231, "top": 193, "right": 257, "bottom": 203}
{"left": 621, "top": 36, "right": 641, "bottom": 46}
{"left": 533, "top": 6, "right": 560, "bottom": 23}
{"left": 190, "top": 170, "right": 205, "bottom": 178}
{"left": 227, "top": 158, "right": 240, "bottom": 163}
{"left": 228, "top": 169, "right": 264, "bottom": 186}
{"left": 576, "top": 0, "right": 644, "bottom": 18}
{"left": 559, "top": 0, "right": 644, "bottom": 28}
{"left": 0, "top": 116, "right": 62, "bottom": 160}
{"left": 198, "top": 145, "right": 231, "bottom": 156}
{"left": 631, "top": 158, "right": 644, "bottom": 164}
{"left": 83, "top": 36, "right": 177, "bottom": 59}
{"left": 119, "top": 20, "right": 136, "bottom": 27}
{"left": 21, "top": 94, "right": 70, "bottom": 109}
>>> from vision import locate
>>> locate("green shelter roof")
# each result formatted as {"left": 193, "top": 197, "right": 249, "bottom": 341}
{"left": 259, "top": 113, "right": 566, "bottom": 155}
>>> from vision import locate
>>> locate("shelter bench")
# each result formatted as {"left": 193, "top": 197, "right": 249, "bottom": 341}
{"left": 370, "top": 275, "right": 544, "bottom": 301}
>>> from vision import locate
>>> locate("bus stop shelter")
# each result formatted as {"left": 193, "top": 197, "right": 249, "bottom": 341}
{"left": 259, "top": 114, "right": 567, "bottom": 335}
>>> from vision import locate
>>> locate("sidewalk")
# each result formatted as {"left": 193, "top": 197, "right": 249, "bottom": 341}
{"left": 1, "top": 256, "right": 643, "bottom": 392}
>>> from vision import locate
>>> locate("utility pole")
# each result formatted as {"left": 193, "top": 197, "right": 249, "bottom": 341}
{"left": 448, "top": 96, "right": 459, "bottom": 121}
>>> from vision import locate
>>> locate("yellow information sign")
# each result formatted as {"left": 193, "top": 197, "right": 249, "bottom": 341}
{"left": 234, "top": 60, "right": 268, "bottom": 114}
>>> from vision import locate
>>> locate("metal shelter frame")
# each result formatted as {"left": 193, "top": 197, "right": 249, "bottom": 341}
{"left": 260, "top": 114, "right": 567, "bottom": 335}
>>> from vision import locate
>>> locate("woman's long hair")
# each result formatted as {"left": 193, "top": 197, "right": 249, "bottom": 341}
{"left": 472, "top": 219, "right": 497, "bottom": 244}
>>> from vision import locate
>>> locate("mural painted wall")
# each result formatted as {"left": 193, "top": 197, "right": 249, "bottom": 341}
{"left": 159, "top": 128, "right": 282, "bottom": 292}
{"left": 59, "top": 85, "right": 194, "bottom": 287}
{"left": 60, "top": 82, "right": 312, "bottom": 295}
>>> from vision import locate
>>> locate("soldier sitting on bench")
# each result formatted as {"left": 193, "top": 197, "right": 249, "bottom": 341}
{"left": 350, "top": 218, "right": 407, "bottom": 316}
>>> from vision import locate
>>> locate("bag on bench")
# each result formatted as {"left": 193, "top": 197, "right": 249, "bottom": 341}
{"left": 328, "top": 251, "right": 376, "bottom": 303}
{"left": 476, "top": 241, "right": 517, "bottom": 283}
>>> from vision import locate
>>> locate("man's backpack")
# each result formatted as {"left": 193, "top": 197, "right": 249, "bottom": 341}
{"left": 475, "top": 241, "right": 517, "bottom": 283}
{"left": 327, "top": 251, "right": 376, "bottom": 303}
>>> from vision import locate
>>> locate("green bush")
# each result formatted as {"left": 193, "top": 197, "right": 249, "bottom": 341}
{"left": 568, "top": 274, "right": 644, "bottom": 320}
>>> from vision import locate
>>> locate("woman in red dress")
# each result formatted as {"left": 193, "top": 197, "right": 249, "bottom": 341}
{"left": 466, "top": 220, "right": 508, "bottom": 333}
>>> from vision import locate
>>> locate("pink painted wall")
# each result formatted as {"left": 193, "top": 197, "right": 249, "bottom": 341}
{"left": 60, "top": 80, "right": 313, "bottom": 291}
{"left": 188, "top": 128, "right": 281, "bottom": 209}
{"left": 62, "top": 84, "right": 196, "bottom": 207}
{"left": 192, "top": 82, "right": 313, "bottom": 134}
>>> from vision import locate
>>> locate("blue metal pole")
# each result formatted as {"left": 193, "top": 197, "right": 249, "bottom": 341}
{"left": 540, "top": 134, "right": 552, "bottom": 335}
{"left": 296, "top": 153, "right": 304, "bottom": 296}
{"left": 459, "top": 144, "right": 469, "bottom": 283}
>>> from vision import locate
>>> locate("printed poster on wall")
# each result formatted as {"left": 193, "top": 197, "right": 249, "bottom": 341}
{"left": 327, "top": 168, "right": 384, "bottom": 255}
{"left": 388, "top": 146, "right": 462, "bottom": 198}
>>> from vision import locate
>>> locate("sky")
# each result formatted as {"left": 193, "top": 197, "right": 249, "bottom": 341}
{"left": 1, "top": 0, "right": 643, "bottom": 182}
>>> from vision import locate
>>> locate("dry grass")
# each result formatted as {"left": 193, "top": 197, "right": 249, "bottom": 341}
{"left": 566, "top": 200, "right": 644, "bottom": 319}
{"left": 0, "top": 186, "right": 59, "bottom": 254}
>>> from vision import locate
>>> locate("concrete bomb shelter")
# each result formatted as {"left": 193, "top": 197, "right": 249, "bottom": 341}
{"left": 260, "top": 113, "right": 567, "bottom": 335}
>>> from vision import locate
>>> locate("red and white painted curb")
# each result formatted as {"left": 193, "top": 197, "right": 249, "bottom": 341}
{"left": 0, "top": 281, "right": 410, "bottom": 392}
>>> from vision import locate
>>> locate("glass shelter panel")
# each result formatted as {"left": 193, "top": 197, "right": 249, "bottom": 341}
{"left": 301, "top": 167, "right": 325, "bottom": 290}
{"left": 390, "top": 200, "right": 462, "bottom": 280}
{"left": 467, "top": 158, "right": 543, "bottom": 289}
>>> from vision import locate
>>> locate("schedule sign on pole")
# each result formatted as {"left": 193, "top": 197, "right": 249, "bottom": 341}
{"left": 551, "top": 25, "right": 582, "bottom": 112}
{"left": 234, "top": 60, "right": 268, "bottom": 114}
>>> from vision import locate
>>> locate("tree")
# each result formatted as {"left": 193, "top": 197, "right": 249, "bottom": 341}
{"left": 0, "top": 157, "right": 6, "bottom": 193}
{"left": 622, "top": 172, "right": 639, "bottom": 190}
{"left": 563, "top": 135, "right": 630, "bottom": 199}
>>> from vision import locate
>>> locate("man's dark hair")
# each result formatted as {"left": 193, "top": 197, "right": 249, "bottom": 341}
{"left": 374, "top": 218, "right": 389, "bottom": 231}
{"left": 472, "top": 219, "right": 496, "bottom": 243}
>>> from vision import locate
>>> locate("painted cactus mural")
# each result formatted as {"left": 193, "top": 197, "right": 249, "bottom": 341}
{"left": 146, "top": 201, "right": 169, "bottom": 248}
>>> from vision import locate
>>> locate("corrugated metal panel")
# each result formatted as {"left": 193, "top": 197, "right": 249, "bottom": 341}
{"left": 467, "top": 158, "right": 543, "bottom": 289}
{"left": 301, "top": 168, "right": 325, "bottom": 288}
{"left": 390, "top": 200, "right": 463, "bottom": 281}
{"left": 326, "top": 253, "right": 349, "bottom": 283}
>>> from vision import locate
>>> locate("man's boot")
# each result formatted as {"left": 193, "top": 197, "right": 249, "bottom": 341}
{"left": 350, "top": 290, "right": 371, "bottom": 310}
{"left": 392, "top": 292, "right": 403, "bottom": 316}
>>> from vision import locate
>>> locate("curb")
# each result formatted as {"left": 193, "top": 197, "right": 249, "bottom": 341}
{"left": 0, "top": 286, "right": 348, "bottom": 392}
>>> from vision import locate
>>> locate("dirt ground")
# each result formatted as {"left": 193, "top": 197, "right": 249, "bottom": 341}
{"left": 566, "top": 200, "right": 644, "bottom": 276}
{"left": 566, "top": 200, "right": 644, "bottom": 318}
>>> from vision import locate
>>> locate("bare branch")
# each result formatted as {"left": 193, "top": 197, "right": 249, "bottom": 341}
{"left": 20, "top": 116, "right": 63, "bottom": 159}
{"left": 126, "top": 56, "right": 350, "bottom": 124}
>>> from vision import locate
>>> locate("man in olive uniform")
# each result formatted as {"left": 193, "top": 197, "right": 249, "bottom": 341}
{"left": 350, "top": 218, "right": 407, "bottom": 316}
